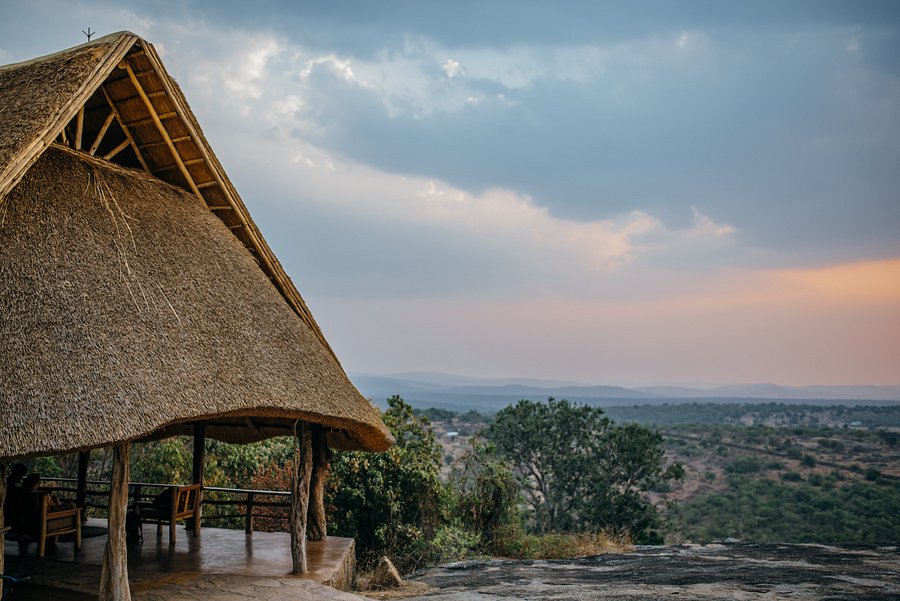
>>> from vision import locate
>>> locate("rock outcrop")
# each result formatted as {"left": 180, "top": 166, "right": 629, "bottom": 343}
{"left": 404, "top": 543, "right": 900, "bottom": 600}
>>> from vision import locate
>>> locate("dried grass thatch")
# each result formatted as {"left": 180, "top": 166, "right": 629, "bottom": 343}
{"left": 0, "top": 34, "right": 396, "bottom": 459}
{"left": 0, "top": 146, "right": 392, "bottom": 457}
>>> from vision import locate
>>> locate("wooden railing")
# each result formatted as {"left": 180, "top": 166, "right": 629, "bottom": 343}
{"left": 43, "top": 477, "right": 291, "bottom": 534}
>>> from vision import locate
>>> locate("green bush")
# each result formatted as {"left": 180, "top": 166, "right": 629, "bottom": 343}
{"left": 449, "top": 439, "right": 521, "bottom": 553}
{"left": 725, "top": 456, "right": 764, "bottom": 474}
{"left": 325, "top": 396, "right": 448, "bottom": 572}
{"left": 668, "top": 478, "right": 900, "bottom": 543}
{"left": 864, "top": 468, "right": 882, "bottom": 482}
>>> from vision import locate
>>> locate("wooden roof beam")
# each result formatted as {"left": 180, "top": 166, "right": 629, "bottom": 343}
{"left": 122, "top": 60, "right": 202, "bottom": 199}
{"left": 138, "top": 135, "right": 191, "bottom": 150}
{"left": 114, "top": 89, "right": 167, "bottom": 103}
{"left": 103, "top": 138, "right": 132, "bottom": 161}
{"left": 74, "top": 106, "right": 84, "bottom": 151}
{"left": 101, "top": 86, "right": 150, "bottom": 173}
{"left": 88, "top": 110, "right": 117, "bottom": 156}
{"left": 123, "top": 112, "right": 177, "bottom": 128}
{"left": 155, "top": 157, "right": 205, "bottom": 173}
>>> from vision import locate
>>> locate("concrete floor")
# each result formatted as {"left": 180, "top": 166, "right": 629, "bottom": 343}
{"left": 4, "top": 519, "right": 363, "bottom": 600}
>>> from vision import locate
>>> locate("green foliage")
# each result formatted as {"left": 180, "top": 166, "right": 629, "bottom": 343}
{"left": 414, "top": 407, "right": 458, "bottom": 422}
{"left": 669, "top": 477, "right": 900, "bottom": 543}
{"left": 325, "top": 396, "right": 448, "bottom": 572}
{"left": 725, "top": 456, "right": 764, "bottom": 474}
{"left": 782, "top": 471, "right": 803, "bottom": 482}
{"left": 130, "top": 438, "right": 192, "bottom": 484}
{"left": 487, "top": 398, "right": 682, "bottom": 543}
{"left": 449, "top": 439, "right": 521, "bottom": 552}
{"left": 864, "top": 468, "right": 882, "bottom": 481}
{"left": 877, "top": 431, "right": 899, "bottom": 447}
{"left": 603, "top": 402, "right": 900, "bottom": 429}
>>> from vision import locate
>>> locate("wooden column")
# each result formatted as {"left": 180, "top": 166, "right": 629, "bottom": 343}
{"left": 307, "top": 427, "right": 332, "bottom": 541}
{"left": 1, "top": 461, "right": 7, "bottom": 601}
{"left": 99, "top": 444, "right": 131, "bottom": 601}
{"left": 76, "top": 450, "right": 90, "bottom": 516}
{"left": 190, "top": 422, "right": 205, "bottom": 535}
{"left": 289, "top": 420, "right": 313, "bottom": 574}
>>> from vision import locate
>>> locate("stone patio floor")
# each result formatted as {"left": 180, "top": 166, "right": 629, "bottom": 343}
{"left": 4, "top": 519, "right": 374, "bottom": 600}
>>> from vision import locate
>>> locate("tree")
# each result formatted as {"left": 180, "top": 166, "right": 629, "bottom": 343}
{"left": 450, "top": 439, "right": 521, "bottom": 551}
{"left": 325, "top": 396, "right": 448, "bottom": 570}
{"left": 487, "top": 398, "right": 682, "bottom": 542}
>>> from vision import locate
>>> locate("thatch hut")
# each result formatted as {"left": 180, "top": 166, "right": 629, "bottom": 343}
{"left": 0, "top": 32, "right": 393, "bottom": 600}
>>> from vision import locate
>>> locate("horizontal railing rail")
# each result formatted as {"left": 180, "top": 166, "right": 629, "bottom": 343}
{"left": 42, "top": 477, "right": 292, "bottom": 534}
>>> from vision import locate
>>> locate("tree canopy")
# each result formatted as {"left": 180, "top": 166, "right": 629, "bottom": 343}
{"left": 487, "top": 398, "right": 683, "bottom": 543}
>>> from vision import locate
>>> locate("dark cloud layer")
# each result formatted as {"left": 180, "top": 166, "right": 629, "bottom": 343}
{"left": 289, "top": 22, "right": 900, "bottom": 265}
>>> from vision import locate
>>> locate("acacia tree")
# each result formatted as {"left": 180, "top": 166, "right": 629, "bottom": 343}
{"left": 487, "top": 398, "right": 683, "bottom": 542}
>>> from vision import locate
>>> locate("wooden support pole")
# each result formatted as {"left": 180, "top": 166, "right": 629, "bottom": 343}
{"left": 99, "top": 444, "right": 131, "bottom": 601}
{"left": 101, "top": 87, "right": 150, "bottom": 173}
{"left": 245, "top": 492, "right": 255, "bottom": 535}
{"left": 290, "top": 420, "right": 313, "bottom": 574}
{"left": 88, "top": 111, "right": 117, "bottom": 156}
{"left": 190, "top": 422, "right": 205, "bottom": 536}
{"left": 122, "top": 61, "right": 203, "bottom": 199}
{"left": 76, "top": 450, "right": 90, "bottom": 516}
{"left": 103, "top": 139, "right": 132, "bottom": 161}
{"left": 307, "top": 427, "right": 332, "bottom": 541}
{"left": 1, "top": 461, "right": 6, "bottom": 601}
{"left": 74, "top": 106, "right": 84, "bottom": 151}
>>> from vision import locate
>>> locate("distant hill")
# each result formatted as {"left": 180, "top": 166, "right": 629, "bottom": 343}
{"left": 350, "top": 372, "right": 900, "bottom": 411}
{"left": 637, "top": 383, "right": 900, "bottom": 402}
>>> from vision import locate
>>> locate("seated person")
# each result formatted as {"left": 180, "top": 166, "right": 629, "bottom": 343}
{"left": 5, "top": 463, "right": 27, "bottom": 491}
{"left": 18, "top": 473, "right": 75, "bottom": 538}
{"left": 152, "top": 486, "right": 173, "bottom": 509}
{"left": 4, "top": 463, "right": 28, "bottom": 532}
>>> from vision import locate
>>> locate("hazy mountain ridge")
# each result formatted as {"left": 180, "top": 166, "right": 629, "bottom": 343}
{"left": 351, "top": 372, "right": 900, "bottom": 411}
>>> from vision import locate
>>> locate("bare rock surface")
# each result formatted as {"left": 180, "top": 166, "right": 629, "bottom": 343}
{"left": 404, "top": 543, "right": 900, "bottom": 600}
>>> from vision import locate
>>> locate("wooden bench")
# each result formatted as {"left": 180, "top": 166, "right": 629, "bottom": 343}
{"left": 136, "top": 483, "right": 201, "bottom": 544}
{"left": 38, "top": 494, "right": 82, "bottom": 557}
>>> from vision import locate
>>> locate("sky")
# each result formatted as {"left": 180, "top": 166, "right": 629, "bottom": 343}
{"left": 1, "top": 1, "right": 899, "bottom": 387}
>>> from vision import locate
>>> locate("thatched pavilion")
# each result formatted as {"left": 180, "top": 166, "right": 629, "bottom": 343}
{"left": 0, "top": 32, "right": 393, "bottom": 600}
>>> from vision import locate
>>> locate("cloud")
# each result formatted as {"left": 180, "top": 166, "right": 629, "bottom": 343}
{"left": 442, "top": 58, "right": 462, "bottom": 78}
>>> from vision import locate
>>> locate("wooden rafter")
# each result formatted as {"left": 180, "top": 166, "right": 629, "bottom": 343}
{"left": 122, "top": 60, "right": 202, "bottom": 199}
{"left": 88, "top": 111, "right": 117, "bottom": 156}
{"left": 103, "top": 138, "right": 132, "bottom": 161}
{"left": 124, "top": 112, "right": 177, "bottom": 129}
{"left": 74, "top": 107, "right": 84, "bottom": 151}
{"left": 101, "top": 87, "right": 150, "bottom": 173}
{"left": 139, "top": 136, "right": 190, "bottom": 150}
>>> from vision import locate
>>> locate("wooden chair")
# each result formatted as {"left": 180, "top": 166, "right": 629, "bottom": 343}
{"left": 136, "top": 483, "right": 201, "bottom": 544}
{"left": 37, "top": 494, "right": 82, "bottom": 557}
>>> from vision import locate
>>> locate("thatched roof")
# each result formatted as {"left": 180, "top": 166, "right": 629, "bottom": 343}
{"left": 0, "top": 34, "right": 393, "bottom": 458}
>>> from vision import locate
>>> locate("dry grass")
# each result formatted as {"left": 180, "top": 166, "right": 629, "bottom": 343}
{"left": 497, "top": 531, "right": 632, "bottom": 560}
{"left": 357, "top": 574, "right": 436, "bottom": 599}
{"left": 0, "top": 146, "right": 391, "bottom": 460}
